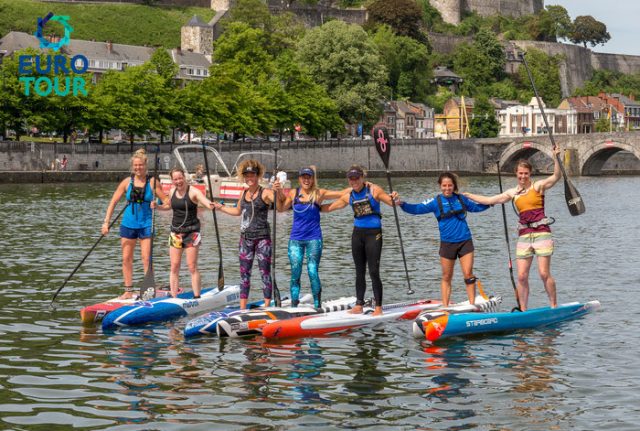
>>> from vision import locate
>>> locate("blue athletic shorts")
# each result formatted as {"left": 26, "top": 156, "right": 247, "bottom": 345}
{"left": 120, "top": 225, "right": 152, "bottom": 239}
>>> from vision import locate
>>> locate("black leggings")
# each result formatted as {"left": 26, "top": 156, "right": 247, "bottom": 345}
{"left": 351, "top": 227, "right": 383, "bottom": 306}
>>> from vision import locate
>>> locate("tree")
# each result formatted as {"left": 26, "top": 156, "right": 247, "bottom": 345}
{"left": 452, "top": 28, "right": 505, "bottom": 95}
{"left": 367, "top": 0, "right": 427, "bottom": 43}
{"left": 516, "top": 49, "right": 562, "bottom": 108}
{"left": 569, "top": 15, "right": 611, "bottom": 48}
{"left": 371, "top": 25, "right": 433, "bottom": 102}
{"left": 296, "top": 20, "right": 388, "bottom": 125}
{"left": 527, "top": 5, "right": 572, "bottom": 42}
{"left": 469, "top": 95, "right": 500, "bottom": 138}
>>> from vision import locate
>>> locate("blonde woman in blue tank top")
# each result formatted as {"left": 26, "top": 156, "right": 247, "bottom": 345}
{"left": 273, "top": 167, "right": 350, "bottom": 308}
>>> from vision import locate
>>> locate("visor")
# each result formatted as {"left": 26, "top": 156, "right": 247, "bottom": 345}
{"left": 242, "top": 166, "right": 258, "bottom": 175}
{"left": 298, "top": 168, "right": 315, "bottom": 177}
{"left": 346, "top": 168, "right": 363, "bottom": 178}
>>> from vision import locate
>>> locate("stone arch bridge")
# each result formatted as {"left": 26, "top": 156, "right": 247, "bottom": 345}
{"left": 479, "top": 131, "right": 640, "bottom": 176}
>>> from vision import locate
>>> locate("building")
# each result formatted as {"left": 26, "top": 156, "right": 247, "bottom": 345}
{"left": 497, "top": 97, "right": 575, "bottom": 137}
{"left": 597, "top": 93, "right": 640, "bottom": 131}
{"left": 0, "top": 16, "right": 214, "bottom": 82}
{"left": 557, "top": 96, "right": 608, "bottom": 133}
{"left": 379, "top": 101, "right": 434, "bottom": 139}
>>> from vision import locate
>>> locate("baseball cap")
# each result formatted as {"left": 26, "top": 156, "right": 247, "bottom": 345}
{"left": 242, "top": 165, "right": 258, "bottom": 175}
{"left": 298, "top": 167, "right": 315, "bottom": 177}
{"left": 346, "top": 167, "right": 364, "bottom": 178}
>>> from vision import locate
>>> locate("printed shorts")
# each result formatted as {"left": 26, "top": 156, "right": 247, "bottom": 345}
{"left": 516, "top": 232, "right": 554, "bottom": 259}
{"left": 169, "top": 231, "right": 201, "bottom": 249}
{"left": 120, "top": 225, "right": 152, "bottom": 239}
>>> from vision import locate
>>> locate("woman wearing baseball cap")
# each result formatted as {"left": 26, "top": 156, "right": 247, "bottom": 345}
{"left": 323, "top": 165, "right": 396, "bottom": 316}
{"left": 273, "top": 166, "right": 350, "bottom": 308}
{"left": 213, "top": 159, "right": 277, "bottom": 309}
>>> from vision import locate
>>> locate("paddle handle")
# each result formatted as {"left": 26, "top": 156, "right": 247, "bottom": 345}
{"left": 51, "top": 203, "right": 127, "bottom": 305}
{"left": 272, "top": 148, "right": 281, "bottom": 307}
{"left": 385, "top": 172, "right": 414, "bottom": 295}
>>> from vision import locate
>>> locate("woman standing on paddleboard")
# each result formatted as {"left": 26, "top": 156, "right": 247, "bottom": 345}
{"left": 324, "top": 165, "right": 396, "bottom": 316}
{"left": 273, "top": 166, "right": 349, "bottom": 308}
{"left": 393, "top": 172, "right": 489, "bottom": 307}
{"left": 101, "top": 149, "right": 168, "bottom": 299}
{"left": 213, "top": 160, "right": 277, "bottom": 310}
{"left": 160, "top": 168, "right": 216, "bottom": 299}
{"left": 463, "top": 148, "right": 562, "bottom": 311}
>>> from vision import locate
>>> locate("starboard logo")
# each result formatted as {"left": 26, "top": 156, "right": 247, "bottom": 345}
{"left": 18, "top": 12, "right": 89, "bottom": 97}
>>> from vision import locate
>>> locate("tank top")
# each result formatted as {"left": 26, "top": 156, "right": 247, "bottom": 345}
{"left": 290, "top": 188, "right": 322, "bottom": 241}
{"left": 349, "top": 185, "right": 382, "bottom": 229}
{"left": 513, "top": 183, "right": 550, "bottom": 235}
{"left": 240, "top": 187, "right": 270, "bottom": 240}
{"left": 170, "top": 186, "right": 200, "bottom": 234}
{"left": 122, "top": 175, "right": 153, "bottom": 229}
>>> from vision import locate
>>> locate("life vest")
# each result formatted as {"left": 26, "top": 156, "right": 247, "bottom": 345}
{"left": 436, "top": 194, "right": 467, "bottom": 221}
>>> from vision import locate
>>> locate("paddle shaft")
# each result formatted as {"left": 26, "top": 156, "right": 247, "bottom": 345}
{"left": 383, "top": 170, "right": 414, "bottom": 295}
{"left": 520, "top": 53, "right": 585, "bottom": 216}
{"left": 51, "top": 203, "right": 127, "bottom": 305}
{"left": 272, "top": 148, "right": 282, "bottom": 307}
{"left": 201, "top": 143, "right": 225, "bottom": 290}
{"left": 497, "top": 161, "right": 521, "bottom": 311}
{"left": 140, "top": 149, "right": 159, "bottom": 295}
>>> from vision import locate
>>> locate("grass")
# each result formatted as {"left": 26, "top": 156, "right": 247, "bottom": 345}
{"left": 0, "top": 0, "right": 217, "bottom": 48}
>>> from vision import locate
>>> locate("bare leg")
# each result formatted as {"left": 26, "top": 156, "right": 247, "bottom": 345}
{"left": 139, "top": 237, "right": 152, "bottom": 274}
{"left": 537, "top": 255, "right": 557, "bottom": 308}
{"left": 459, "top": 252, "right": 476, "bottom": 305}
{"left": 185, "top": 245, "right": 201, "bottom": 297}
{"left": 440, "top": 257, "right": 455, "bottom": 307}
{"left": 120, "top": 238, "right": 136, "bottom": 298}
{"left": 516, "top": 257, "right": 533, "bottom": 311}
{"left": 169, "top": 246, "right": 183, "bottom": 298}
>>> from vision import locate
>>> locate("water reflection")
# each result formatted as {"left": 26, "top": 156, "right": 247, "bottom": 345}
{"left": 343, "top": 336, "right": 388, "bottom": 398}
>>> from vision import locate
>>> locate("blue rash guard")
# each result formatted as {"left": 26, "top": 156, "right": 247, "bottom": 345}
{"left": 400, "top": 193, "right": 489, "bottom": 243}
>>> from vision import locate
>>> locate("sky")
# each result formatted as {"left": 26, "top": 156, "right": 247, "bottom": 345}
{"left": 548, "top": 0, "right": 640, "bottom": 55}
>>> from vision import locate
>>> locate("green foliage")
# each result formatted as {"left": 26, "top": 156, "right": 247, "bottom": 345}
{"left": 415, "top": 0, "right": 444, "bottom": 31}
{"left": 367, "top": 0, "right": 427, "bottom": 43}
{"left": 371, "top": 25, "right": 433, "bottom": 102}
{"left": 425, "top": 87, "right": 455, "bottom": 113}
{"left": 594, "top": 117, "right": 612, "bottom": 133}
{"left": 469, "top": 95, "right": 500, "bottom": 138}
{"left": 526, "top": 5, "right": 571, "bottom": 42}
{"left": 575, "top": 69, "right": 640, "bottom": 98}
{"left": 516, "top": 49, "right": 562, "bottom": 107}
{"left": 0, "top": 0, "right": 215, "bottom": 48}
{"left": 296, "top": 20, "right": 388, "bottom": 124}
{"left": 452, "top": 28, "right": 504, "bottom": 96}
{"left": 569, "top": 15, "right": 611, "bottom": 48}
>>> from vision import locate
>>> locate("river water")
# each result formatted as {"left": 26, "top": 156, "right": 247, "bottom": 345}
{"left": 0, "top": 176, "right": 638, "bottom": 430}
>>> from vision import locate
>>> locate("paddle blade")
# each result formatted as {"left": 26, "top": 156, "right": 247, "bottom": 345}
{"left": 139, "top": 267, "right": 156, "bottom": 297}
{"left": 372, "top": 126, "right": 391, "bottom": 168}
{"left": 564, "top": 178, "right": 585, "bottom": 216}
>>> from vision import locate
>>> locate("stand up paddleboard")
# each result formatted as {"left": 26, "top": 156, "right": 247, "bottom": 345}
{"left": 216, "top": 296, "right": 357, "bottom": 338}
{"left": 102, "top": 285, "right": 241, "bottom": 330}
{"left": 415, "top": 300, "right": 601, "bottom": 342}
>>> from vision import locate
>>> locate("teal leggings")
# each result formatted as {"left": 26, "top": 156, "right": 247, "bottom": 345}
{"left": 288, "top": 239, "right": 323, "bottom": 307}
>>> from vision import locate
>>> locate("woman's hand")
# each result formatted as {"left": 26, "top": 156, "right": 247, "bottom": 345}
{"left": 101, "top": 222, "right": 109, "bottom": 236}
{"left": 390, "top": 191, "right": 402, "bottom": 206}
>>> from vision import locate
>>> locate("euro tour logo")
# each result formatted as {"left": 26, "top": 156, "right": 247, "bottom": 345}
{"left": 18, "top": 12, "right": 89, "bottom": 97}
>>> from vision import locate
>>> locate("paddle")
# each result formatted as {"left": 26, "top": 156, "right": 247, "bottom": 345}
{"left": 372, "top": 126, "right": 414, "bottom": 295}
{"left": 519, "top": 52, "right": 586, "bottom": 216}
{"left": 271, "top": 147, "right": 282, "bottom": 307}
{"left": 139, "top": 146, "right": 159, "bottom": 298}
{"left": 497, "top": 161, "right": 522, "bottom": 312}
{"left": 50, "top": 203, "right": 127, "bottom": 306}
{"left": 201, "top": 142, "right": 225, "bottom": 291}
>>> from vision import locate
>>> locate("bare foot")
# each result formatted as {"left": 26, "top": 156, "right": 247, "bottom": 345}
{"left": 118, "top": 290, "right": 136, "bottom": 300}
{"left": 372, "top": 306, "right": 383, "bottom": 316}
{"left": 349, "top": 305, "right": 363, "bottom": 314}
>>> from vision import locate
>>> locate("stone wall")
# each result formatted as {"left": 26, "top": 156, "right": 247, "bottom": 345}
{"left": 464, "top": 0, "right": 542, "bottom": 19}
{"left": 267, "top": 3, "right": 367, "bottom": 27}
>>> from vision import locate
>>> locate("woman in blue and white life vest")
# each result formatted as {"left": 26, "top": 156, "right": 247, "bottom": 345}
{"left": 101, "top": 149, "right": 168, "bottom": 299}
{"left": 273, "top": 166, "right": 350, "bottom": 308}
{"left": 393, "top": 172, "right": 489, "bottom": 307}
{"left": 324, "top": 165, "right": 396, "bottom": 316}
{"left": 160, "top": 168, "right": 216, "bottom": 299}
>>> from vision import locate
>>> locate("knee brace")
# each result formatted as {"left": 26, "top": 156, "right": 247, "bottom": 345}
{"left": 464, "top": 276, "right": 478, "bottom": 285}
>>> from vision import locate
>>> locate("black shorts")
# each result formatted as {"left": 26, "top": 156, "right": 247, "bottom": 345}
{"left": 439, "top": 239, "right": 474, "bottom": 260}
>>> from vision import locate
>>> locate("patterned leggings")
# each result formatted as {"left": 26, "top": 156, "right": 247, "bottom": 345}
{"left": 288, "top": 239, "right": 323, "bottom": 307}
{"left": 239, "top": 236, "right": 272, "bottom": 300}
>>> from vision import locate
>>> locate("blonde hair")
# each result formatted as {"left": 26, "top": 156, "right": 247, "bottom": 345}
{"left": 299, "top": 165, "right": 319, "bottom": 203}
{"left": 237, "top": 159, "right": 265, "bottom": 182}
{"left": 130, "top": 148, "right": 148, "bottom": 173}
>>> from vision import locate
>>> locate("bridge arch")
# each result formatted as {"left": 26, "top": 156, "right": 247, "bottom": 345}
{"left": 499, "top": 141, "right": 555, "bottom": 173}
{"left": 580, "top": 140, "right": 640, "bottom": 176}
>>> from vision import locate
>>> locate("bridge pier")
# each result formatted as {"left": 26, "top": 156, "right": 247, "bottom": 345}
{"left": 564, "top": 148, "right": 580, "bottom": 176}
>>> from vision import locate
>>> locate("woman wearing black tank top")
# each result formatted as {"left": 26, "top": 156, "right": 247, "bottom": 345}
{"left": 213, "top": 159, "right": 278, "bottom": 310}
{"left": 160, "top": 168, "right": 216, "bottom": 298}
